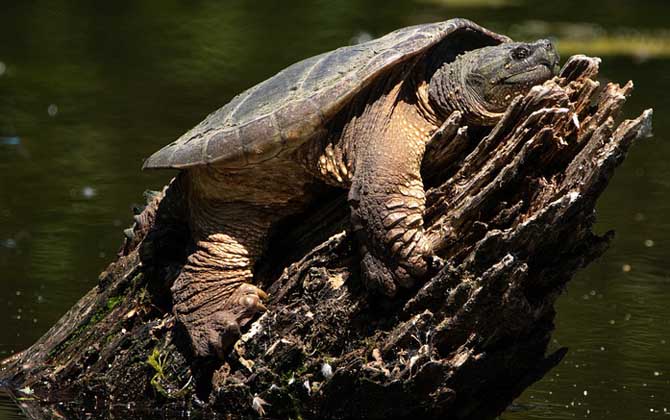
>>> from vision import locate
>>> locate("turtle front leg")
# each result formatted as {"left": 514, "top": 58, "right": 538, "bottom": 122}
{"left": 171, "top": 202, "right": 271, "bottom": 359}
{"left": 348, "top": 122, "right": 433, "bottom": 296}
{"left": 174, "top": 272, "right": 268, "bottom": 359}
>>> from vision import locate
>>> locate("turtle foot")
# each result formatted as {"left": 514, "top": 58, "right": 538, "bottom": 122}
{"left": 357, "top": 225, "right": 433, "bottom": 297}
{"left": 360, "top": 247, "right": 429, "bottom": 297}
{"left": 186, "top": 283, "right": 268, "bottom": 359}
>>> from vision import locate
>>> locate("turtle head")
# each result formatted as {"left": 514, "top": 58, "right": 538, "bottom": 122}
{"left": 428, "top": 39, "right": 560, "bottom": 125}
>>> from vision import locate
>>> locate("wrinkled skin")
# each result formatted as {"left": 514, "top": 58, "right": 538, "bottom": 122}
{"left": 156, "top": 39, "right": 560, "bottom": 359}
{"left": 429, "top": 39, "right": 560, "bottom": 124}
{"left": 350, "top": 39, "right": 559, "bottom": 296}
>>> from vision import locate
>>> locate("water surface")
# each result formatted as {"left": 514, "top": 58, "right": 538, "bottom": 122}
{"left": 1, "top": 1, "right": 668, "bottom": 419}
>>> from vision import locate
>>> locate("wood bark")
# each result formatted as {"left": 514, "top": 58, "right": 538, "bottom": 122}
{"left": 0, "top": 55, "right": 653, "bottom": 420}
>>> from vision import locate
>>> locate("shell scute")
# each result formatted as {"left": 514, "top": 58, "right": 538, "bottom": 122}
{"left": 239, "top": 116, "right": 284, "bottom": 164}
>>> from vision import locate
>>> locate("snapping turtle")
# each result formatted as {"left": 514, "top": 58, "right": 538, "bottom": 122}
{"left": 142, "top": 18, "right": 560, "bottom": 358}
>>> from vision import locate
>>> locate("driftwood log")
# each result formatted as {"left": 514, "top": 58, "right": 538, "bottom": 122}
{"left": 0, "top": 56, "right": 653, "bottom": 420}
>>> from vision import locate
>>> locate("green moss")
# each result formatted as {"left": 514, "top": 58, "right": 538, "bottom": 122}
{"left": 89, "top": 294, "right": 124, "bottom": 324}
{"left": 89, "top": 308, "right": 107, "bottom": 325}
{"left": 47, "top": 292, "right": 125, "bottom": 358}
{"left": 106, "top": 295, "right": 123, "bottom": 311}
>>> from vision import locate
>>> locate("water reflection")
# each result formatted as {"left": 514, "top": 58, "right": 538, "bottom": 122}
{"left": 1, "top": 1, "right": 668, "bottom": 419}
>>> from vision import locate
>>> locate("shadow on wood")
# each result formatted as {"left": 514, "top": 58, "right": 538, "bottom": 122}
{"left": 0, "top": 55, "right": 653, "bottom": 420}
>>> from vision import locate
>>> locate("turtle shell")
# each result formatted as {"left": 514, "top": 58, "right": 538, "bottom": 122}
{"left": 142, "top": 18, "right": 509, "bottom": 170}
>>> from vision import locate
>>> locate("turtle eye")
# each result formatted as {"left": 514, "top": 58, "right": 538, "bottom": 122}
{"left": 512, "top": 46, "right": 530, "bottom": 60}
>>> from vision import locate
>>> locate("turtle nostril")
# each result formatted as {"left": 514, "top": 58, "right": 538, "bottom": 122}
{"left": 537, "top": 39, "right": 559, "bottom": 65}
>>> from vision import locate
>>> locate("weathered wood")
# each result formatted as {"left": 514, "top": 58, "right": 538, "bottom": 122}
{"left": 0, "top": 55, "right": 652, "bottom": 420}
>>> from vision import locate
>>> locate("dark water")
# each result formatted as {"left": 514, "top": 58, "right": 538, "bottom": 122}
{"left": 1, "top": 1, "right": 668, "bottom": 419}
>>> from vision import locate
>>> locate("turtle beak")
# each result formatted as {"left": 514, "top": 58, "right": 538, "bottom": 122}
{"left": 536, "top": 39, "right": 560, "bottom": 74}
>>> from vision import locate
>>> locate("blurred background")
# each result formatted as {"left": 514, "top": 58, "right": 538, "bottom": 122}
{"left": 0, "top": 1, "right": 668, "bottom": 418}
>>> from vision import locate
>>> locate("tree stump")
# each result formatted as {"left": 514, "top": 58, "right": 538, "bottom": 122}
{"left": 0, "top": 55, "right": 653, "bottom": 420}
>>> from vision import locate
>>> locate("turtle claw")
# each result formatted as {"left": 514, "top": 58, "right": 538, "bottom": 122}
{"left": 233, "top": 283, "right": 269, "bottom": 324}
{"left": 188, "top": 283, "right": 269, "bottom": 359}
{"left": 361, "top": 251, "right": 398, "bottom": 297}
{"left": 360, "top": 249, "right": 424, "bottom": 296}
{"left": 358, "top": 234, "right": 431, "bottom": 297}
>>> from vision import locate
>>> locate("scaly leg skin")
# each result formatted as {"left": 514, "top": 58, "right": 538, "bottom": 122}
{"left": 348, "top": 110, "right": 433, "bottom": 296}
{"left": 171, "top": 200, "right": 271, "bottom": 359}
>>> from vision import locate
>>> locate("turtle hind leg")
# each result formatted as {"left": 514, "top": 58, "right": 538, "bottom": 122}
{"left": 119, "top": 176, "right": 187, "bottom": 258}
{"left": 171, "top": 203, "right": 273, "bottom": 359}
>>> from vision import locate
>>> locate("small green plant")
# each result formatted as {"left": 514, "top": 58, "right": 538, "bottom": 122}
{"left": 147, "top": 347, "right": 169, "bottom": 397}
{"left": 146, "top": 347, "right": 192, "bottom": 398}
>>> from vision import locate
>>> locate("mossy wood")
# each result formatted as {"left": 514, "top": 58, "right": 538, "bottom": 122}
{"left": 0, "top": 56, "right": 652, "bottom": 420}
